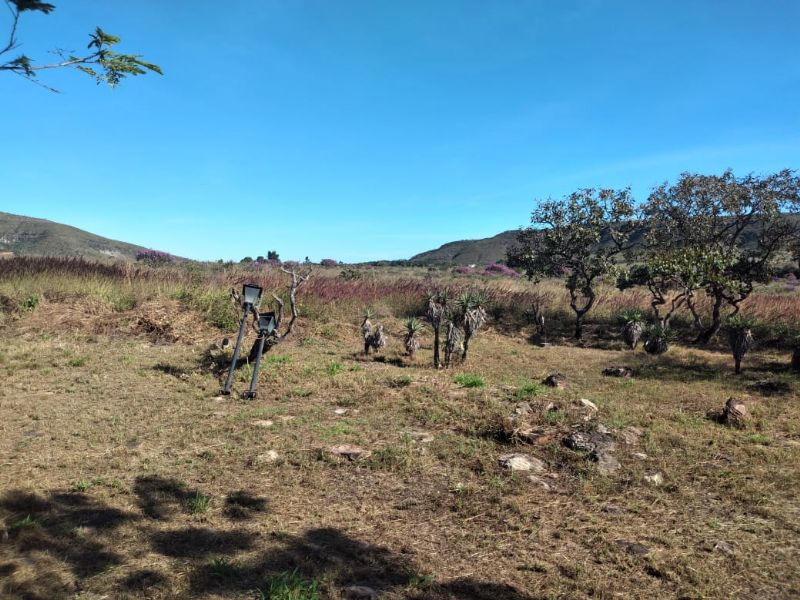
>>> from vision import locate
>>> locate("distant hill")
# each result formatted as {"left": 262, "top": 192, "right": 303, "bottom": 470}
{"left": 409, "top": 230, "right": 519, "bottom": 265}
{"left": 409, "top": 215, "right": 799, "bottom": 266}
{"left": 0, "top": 211, "right": 147, "bottom": 261}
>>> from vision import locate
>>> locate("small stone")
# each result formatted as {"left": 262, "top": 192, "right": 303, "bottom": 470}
{"left": 543, "top": 373, "right": 567, "bottom": 388}
{"left": 602, "top": 503, "right": 622, "bottom": 514}
{"left": 253, "top": 419, "right": 274, "bottom": 428}
{"left": 277, "top": 415, "right": 296, "bottom": 422}
{"left": 334, "top": 408, "right": 349, "bottom": 415}
{"left": 620, "top": 426, "right": 643, "bottom": 445}
{"left": 602, "top": 366, "right": 634, "bottom": 378}
{"left": 402, "top": 431, "right": 434, "bottom": 443}
{"left": 632, "top": 452, "right": 648, "bottom": 460}
{"left": 498, "top": 453, "right": 547, "bottom": 473}
{"left": 644, "top": 472, "right": 664, "bottom": 486}
{"left": 593, "top": 451, "right": 621, "bottom": 475}
{"left": 327, "top": 445, "right": 372, "bottom": 461}
{"left": 722, "top": 397, "right": 748, "bottom": 429}
{"left": 528, "top": 475, "right": 552, "bottom": 490}
{"left": 713, "top": 540, "right": 734, "bottom": 556}
{"left": 517, "top": 428, "right": 556, "bottom": 446}
{"left": 563, "top": 429, "right": 616, "bottom": 453}
{"left": 596, "top": 424, "right": 611, "bottom": 435}
{"left": 252, "top": 450, "right": 280, "bottom": 465}
{"left": 615, "top": 539, "right": 650, "bottom": 555}
{"left": 343, "top": 586, "right": 379, "bottom": 600}
{"left": 576, "top": 398, "right": 598, "bottom": 411}
{"left": 514, "top": 402, "right": 533, "bottom": 416}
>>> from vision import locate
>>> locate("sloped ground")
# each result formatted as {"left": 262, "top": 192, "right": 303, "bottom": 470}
{"left": 0, "top": 301, "right": 798, "bottom": 599}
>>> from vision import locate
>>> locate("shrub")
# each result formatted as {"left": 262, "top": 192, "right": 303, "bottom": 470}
{"left": 454, "top": 373, "right": 484, "bottom": 388}
{"left": 483, "top": 262, "right": 519, "bottom": 277}
{"left": 320, "top": 259, "right": 338, "bottom": 267}
{"left": 136, "top": 249, "right": 174, "bottom": 265}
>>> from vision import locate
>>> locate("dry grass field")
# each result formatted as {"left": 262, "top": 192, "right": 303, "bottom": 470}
{"left": 1, "top": 261, "right": 799, "bottom": 599}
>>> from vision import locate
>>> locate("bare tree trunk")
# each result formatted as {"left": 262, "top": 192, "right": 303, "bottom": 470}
{"left": 433, "top": 325, "right": 441, "bottom": 368}
{"left": 697, "top": 293, "right": 724, "bottom": 344}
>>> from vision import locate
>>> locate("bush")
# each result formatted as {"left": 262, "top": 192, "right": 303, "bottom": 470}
{"left": 483, "top": 263, "right": 519, "bottom": 277}
{"left": 320, "top": 259, "right": 338, "bottom": 267}
{"left": 136, "top": 249, "right": 174, "bottom": 265}
{"left": 454, "top": 373, "right": 484, "bottom": 388}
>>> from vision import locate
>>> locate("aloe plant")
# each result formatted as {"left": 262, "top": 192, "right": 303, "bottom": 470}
{"left": 404, "top": 317, "right": 424, "bottom": 359}
{"left": 643, "top": 323, "right": 671, "bottom": 355}
{"left": 618, "top": 309, "right": 644, "bottom": 350}
{"left": 726, "top": 314, "right": 755, "bottom": 374}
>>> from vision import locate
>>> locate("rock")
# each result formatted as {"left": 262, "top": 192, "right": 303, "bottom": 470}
{"left": 334, "top": 408, "right": 349, "bottom": 415}
{"left": 602, "top": 503, "right": 622, "bottom": 514}
{"left": 251, "top": 450, "right": 280, "bottom": 465}
{"left": 713, "top": 540, "right": 734, "bottom": 556}
{"left": 595, "top": 423, "right": 611, "bottom": 435}
{"left": 644, "top": 472, "right": 664, "bottom": 486}
{"left": 277, "top": 415, "right": 296, "bottom": 423}
{"left": 563, "top": 429, "right": 616, "bottom": 453}
{"left": 592, "top": 451, "right": 621, "bottom": 475}
{"left": 602, "top": 366, "right": 634, "bottom": 378}
{"left": 252, "top": 419, "right": 274, "bottom": 428}
{"left": 517, "top": 428, "right": 557, "bottom": 446}
{"left": 514, "top": 402, "right": 533, "bottom": 416}
{"left": 620, "top": 426, "right": 643, "bottom": 445}
{"left": 528, "top": 475, "right": 552, "bottom": 490}
{"left": 576, "top": 398, "right": 598, "bottom": 411}
{"left": 615, "top": 539, "right": 650, "bottom": 555}
{"left": 402, "top": 430, "right": 434, "bottom": 443}
{"left": 543, "top": 373, "right": 567, "bottom": 388}
{"left": 722, "top": 397, "right": 748, "bottom": 429}
{"left": 343, "top": 585, "right": 379, "bottom": 600}
{"left": 327, "top": 445, "right": 372, "bottom": 461}
{"left": 632, "top": 452, "right": 648, "bottom": 460}
{"left": 498, "top": 453, "right": 547, "bottom": 473}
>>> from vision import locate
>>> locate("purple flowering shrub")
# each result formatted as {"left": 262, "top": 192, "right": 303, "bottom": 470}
{"left": 453, "top": 266, "right": 475, "bottom": 275}
{"left": 483, "top": 262, "right": 519, "bottom": 277}
{"left": 320, "top": 258, "right": 338, "bottom": 267}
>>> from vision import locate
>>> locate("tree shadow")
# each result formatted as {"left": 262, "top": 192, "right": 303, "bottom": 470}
{"left": 1, "top": 482, "right": 540, "bottom": 600}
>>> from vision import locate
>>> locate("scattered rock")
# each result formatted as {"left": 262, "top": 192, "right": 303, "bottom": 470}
{"left": 514, "top": 402, "right": 533, "bottom": 416}
{"left": 615, "top": 539, "right": 650, "bottom": 555}
{"left": 327, "top": 445, "right": 372, "bottom": 461}
{"left": 713, "top": 540, "right": 734, "bottom": 556}
{"left": 517, "top": 428, "right": 557, "bottom": 446}
{"left": 632, "top": 452, "right": 648, "bottom": 460}
{"left": 543, "top": 373, "right": 567, "bottom": 388}
{"left": 252, "top": 419, "right": 274, "bottom": 428}
{"left": 498, "top": 453, "right": 547, "bottom": 473}
{"left": 595, "top": 423, "right": 611, "bottom": 435}
{"left": 251, "top": 450, "right": 280, "bottom": 465}
{"left": 620, "top": 426, "right": 643, "bottom": 445}
{"left": 592, "top": 451, "right": 621, "bottom": 475}
{"left": 563, "top": 429, "right": 616, "bottom": 453}
{"left": 602, "top": 503, "right": 622, "bottom": 514}
{"left": 602, "top": 366, "right": 634, "bottom": 378}
{"left": 402, "top": 430, "right": 434, "bottom": 443}
{"left": 277, "top": 415, "right": 296, "bottom": 423}
{"left": 528, "top": 475, "right": 552, "bottom": 490}
{"left": 334, "top": 408, "right": 349, "bottom": 416}
{"left": 576, "top": 398, "right": 598, "bottom": 411}
{"left": 343, "top": 585, "right": 379, "bottom": 600}
{"left": 722, "top": 397, "right": 748, "bottom": 429}
{"left": 644, "top": 472, "right": 664, "bottom": 486}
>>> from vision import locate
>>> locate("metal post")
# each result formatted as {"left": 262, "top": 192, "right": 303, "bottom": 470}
{"left": 245, "top": 332, "right": 268, "bottom": 399}
{"left": 222, "top": 303, "right": 250, "bottom": 395}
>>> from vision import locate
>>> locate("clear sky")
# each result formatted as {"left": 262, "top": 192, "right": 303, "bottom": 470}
{"left": 2, "top": 1, "right": 799, "bottom": 262}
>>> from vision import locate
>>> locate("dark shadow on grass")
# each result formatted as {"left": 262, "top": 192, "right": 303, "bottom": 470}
{"left": 151, "top": 527, "right": 256, "bottom": 558}
{"left": 133, "top": 475, "right": 201, "bottom": 520}
{"left": 224, "top": 490, "right": 268, "bottom": 520}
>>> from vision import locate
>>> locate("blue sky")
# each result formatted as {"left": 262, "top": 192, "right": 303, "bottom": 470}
{"left": 2, "top": 1, "right": 799, "bottom": 262}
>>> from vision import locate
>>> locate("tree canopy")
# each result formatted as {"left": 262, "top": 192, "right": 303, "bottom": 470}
{"left": 1, "top": 0, "right": 161, "bottom": 90}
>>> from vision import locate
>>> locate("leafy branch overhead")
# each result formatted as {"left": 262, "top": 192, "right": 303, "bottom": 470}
{"left": 1, "top": 0, "right": 161, "bottom": 90}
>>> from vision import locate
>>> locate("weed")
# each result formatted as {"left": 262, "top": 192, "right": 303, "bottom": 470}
{"left": 187, "top": 492, "right": 212, "bottom": 514}
{"left": 22, "top": 294, "right": 39, "bottom": 311}
{"left": 267, "top": 354, "right": 291, "bottom": 365}
{"left": 454, "top": 373, "right": 484, "bottom": 388}
{"left": 72, "top": 479, "right": 96, "bottom": 492}
{"left": 545, "top": 409, "right": 568, "bottom": 425}
{"left": 326, "top": 362, "right": 344, "bottom": 376}
{"left": 516, "top": 381, "right": 545, "bottom": 398}
{"left": 255, "top": 569, "right": 321, "bottom": 600}
{"left": 10, "top": 515, "right": 38, "bottom": 530}
{"left": 748, "top": 433, "right": 771, "bottom": 445}
{"left": 386, "top": 375, "right": 412, "bottom": 388}
{"left": 209, "top": 557, "right": 242, "bottom": 579}
{"left": 69, "top": 356, "right": 87, "bottom": 367}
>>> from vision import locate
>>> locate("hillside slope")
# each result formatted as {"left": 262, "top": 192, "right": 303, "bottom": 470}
{"left": 0, "top": 211, "right": 146, "bottom": 261}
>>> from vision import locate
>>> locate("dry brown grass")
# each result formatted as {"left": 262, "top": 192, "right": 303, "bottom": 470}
{"left": 0, "top": 280, "right": 799, "bottom": 599}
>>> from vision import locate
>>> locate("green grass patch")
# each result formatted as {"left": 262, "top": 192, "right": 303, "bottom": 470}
{"left": 255, "top": 569, "right": 321, "bottom": 600}
{"left": 187, "top": 492, "right": 212, "bottom": 514}
{"left": 326, "top": 362, "right": 344, "bottom": 376}
{"left": 454, "top": 373, "right": 484, "bottom": 388}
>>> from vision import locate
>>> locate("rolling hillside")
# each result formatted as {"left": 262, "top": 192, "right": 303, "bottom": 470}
{"left": 0, "top": 211, "right": 147, "bottom": 261}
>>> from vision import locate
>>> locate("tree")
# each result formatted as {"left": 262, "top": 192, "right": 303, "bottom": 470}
{"left": 644, "top": 170, "right": 800, "bottom": 343}
{"left": 1, "top": 1, "right": 161, "bottom": 90}
{"left": 267, "top": 250, "right": 280, "bottom": 261}
{"left": 509, "top": 188, "right": 637, "bottom": 339}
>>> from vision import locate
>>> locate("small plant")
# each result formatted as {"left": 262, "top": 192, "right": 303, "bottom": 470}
{"left": 72, "top": 479, "right": 96, "bottom": 492}
{"left": 255, "top": 569, "right": 321, "bottom": 600}
{"left": 187, "top": 492, "right": 212, "bottom": 514}
{"left": 618, "top": 309, "right": 644, "bottom": 350}
{"left": 642, "top": 323, "right": 671, "bottom": 355}
{"left": 748, "top": 433, "right": 771, "bottom": 445}
{"left": 69, "top": 356, "right": 87, "bottom": 367}
{"left": 326, "top": 362, "right": 344, "bottom": 376}
{"left": 516, "top": 381, "right": 545, "bottom": 398}
{"left": 545, "top": 409, "right": 568, "bottom": 425}
{"left": 10, "top": 514, "right": 38, "bottom": 530}
{"left": 22, "top": 294, "right": 39, "bottom": 311}
{"left": 266, "top": 354, "right": 290, "bottom": 365}
{"left": 726, "top": 314, "right": 755, "bottom": 374}
{"left": 454, "top": 373, "right": 484, "bottom": 388}
{"left": 403, "top": 317, "right": 424, "bottom": 359}
{"left": 209, "top": 557, "right": 242, "bottom": 579}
